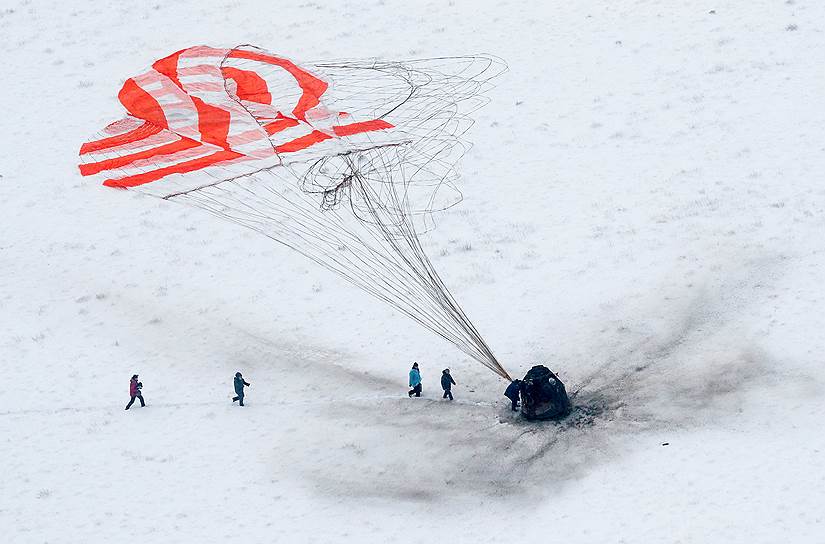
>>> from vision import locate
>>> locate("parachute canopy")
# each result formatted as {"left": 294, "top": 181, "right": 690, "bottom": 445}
{"left": 79, "top": 45, "right": 400, "bottom": 196}
{"left": 80, "top": 44, "right": 511, "bottom": 381}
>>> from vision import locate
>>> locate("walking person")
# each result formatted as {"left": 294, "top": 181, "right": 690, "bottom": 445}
{"left": 125, "top": 374, "right": 145, "bottom": 410}
{"left": 408, "top": 362, "right": 422, "bottom": 397}
{"left": 232, "top": 372, "right": 250, "bottom": 406}
{"left": 504, "top": 379, "right": 522, "bottom": 412}
{"left": 441, "top": 368, "right": 456, "bottom": 400}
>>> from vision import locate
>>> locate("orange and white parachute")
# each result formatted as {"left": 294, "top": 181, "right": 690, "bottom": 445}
{"left": 80, "top": 44, "right": 511, "bottom": 380}
{"left": 80, "top": 45, "right": 398, "bottom": 193}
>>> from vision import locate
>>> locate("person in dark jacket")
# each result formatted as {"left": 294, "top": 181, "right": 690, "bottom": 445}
{"left": 125, "top": 374, "right": 145, "bottom": 410}
{"left": 440, "top": 368, "right": 456, "bottom": 400}
{"left": 232, "top": 372, "right": 250, "bottom": 406}
{"left": 504, "top": 379, "right": 522, "bottom": 412}
{"left": 408, "top": 362, "right": 422, "bottom": 397}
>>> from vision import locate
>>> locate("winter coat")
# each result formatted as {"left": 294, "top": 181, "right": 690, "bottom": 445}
{"left": 409, "top": 368, "right": 421, "bottom": 387}
{"left": 504, "top": 380, "right": 521, "bottom": 401}
{"left": 129, "top": 378, "right": 140, "bottom": 397}
{"left": 440, "top": 373, "right": 456, "bottom": 390}
{"left": 234, "top": 375, "right": 250, "bottom": 395}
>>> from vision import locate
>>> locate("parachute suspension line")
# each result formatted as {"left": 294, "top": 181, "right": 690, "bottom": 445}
{"left": 160, "top": 54, "right": 511, "bottom": 380}
{"left": 181, "top": 168, "right": 493, "bottom": 367}
{"left": 177, "top": 172, "right": 483, "bottom": 359}
{"left": 346, "top": 155, "right": 511, "bottom": 380}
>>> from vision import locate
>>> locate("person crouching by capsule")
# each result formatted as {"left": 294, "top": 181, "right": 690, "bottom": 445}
{"left": 441, "top": 368, "right": 456, "bottom": 400}
{"left": 504, "top": 379, "right": 522, "bottom": 412}
{"left": 408, "top": 362, "right": 422, "bottom": 397}
{"left": 125, "top": 374, "right": 145, "bottom": 410}
{"left": 232, "top": 372, "right": 250, "bottom": 406}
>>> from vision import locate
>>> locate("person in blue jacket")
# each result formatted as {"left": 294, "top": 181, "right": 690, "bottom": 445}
{"left": 232, "top": 372, "right": 250, "bottom": 406}
{"left": 408, "top": 362, "right": 422, "bottom": 397}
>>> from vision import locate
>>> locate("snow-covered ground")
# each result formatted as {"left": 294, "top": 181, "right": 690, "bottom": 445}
{"left": 2, "top": 0, "right": 824, "bottom": 542}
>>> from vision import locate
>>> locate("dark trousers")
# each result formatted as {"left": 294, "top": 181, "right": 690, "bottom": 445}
{"left": 125, "top": 394, "right": 145, "bottom": 409}
{"left": 408, "top": 384, "right": 422, "bottom": 397}
{"left": 442, "top": 389, "right": 453, "bottom": 400}
{"left": 510, "top": 397, "right": 518, "bottom": 411}
{"left": 232, "top": 393, "right": 245, "bottom": 406}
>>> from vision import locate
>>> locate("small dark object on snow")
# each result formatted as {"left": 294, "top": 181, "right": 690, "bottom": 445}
{"left": 519, "top": 365, "right": 571, "bottom": 420}
{"left": 441, "top": 368, "right": 455, "bottom": 400}
{"left": 408, "top": 362, "right": 422, "bottom": 398}
{"left": 125, "top": 374, "right": 145, "bottom": 410}
{"left": 232, "top": 372, "right": 250, "bottom": 406}
{"left": 504, "top": 379, "right": 521, "bottom": 411}
{"left": 662, "top": 442, "right": 669, "bottom": 446}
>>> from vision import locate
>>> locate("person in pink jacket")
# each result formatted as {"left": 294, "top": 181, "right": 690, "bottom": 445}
{"left": 125, "top": 374, "right": 145, "bottom": 410}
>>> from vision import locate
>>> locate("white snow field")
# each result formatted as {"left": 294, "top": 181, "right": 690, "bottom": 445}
{"left": 2, "top": 0, "right": 825, "bottom": 542}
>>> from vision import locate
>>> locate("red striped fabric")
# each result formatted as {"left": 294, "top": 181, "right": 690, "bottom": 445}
{"left": 79, "top": 137, "right": 201, "bottom": 176}
{"left": 274, "top": 130, "right": 332, "bottom": 153}
{"left": 263, "top": 117, "right": 300, "bottom": 135}
{"left": 103, "top": 150, "right": 243, "bottom": 188}
{"left": 80, "top": 121, "right": 163, "bottom": 154}
{"left": 332, "top": 119, "right": 393, "bottom": 137}
{"left": 118, "top": 78, "right": 169, "bottom": 129}
{"left": 221, "top": 66, "right": 272, "bottom": 104}
{"left": 226, "top": 48, "right": 328, "bottom": 122}
{"left": 79, "top": 45, "right": 396, "bottom": 191}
